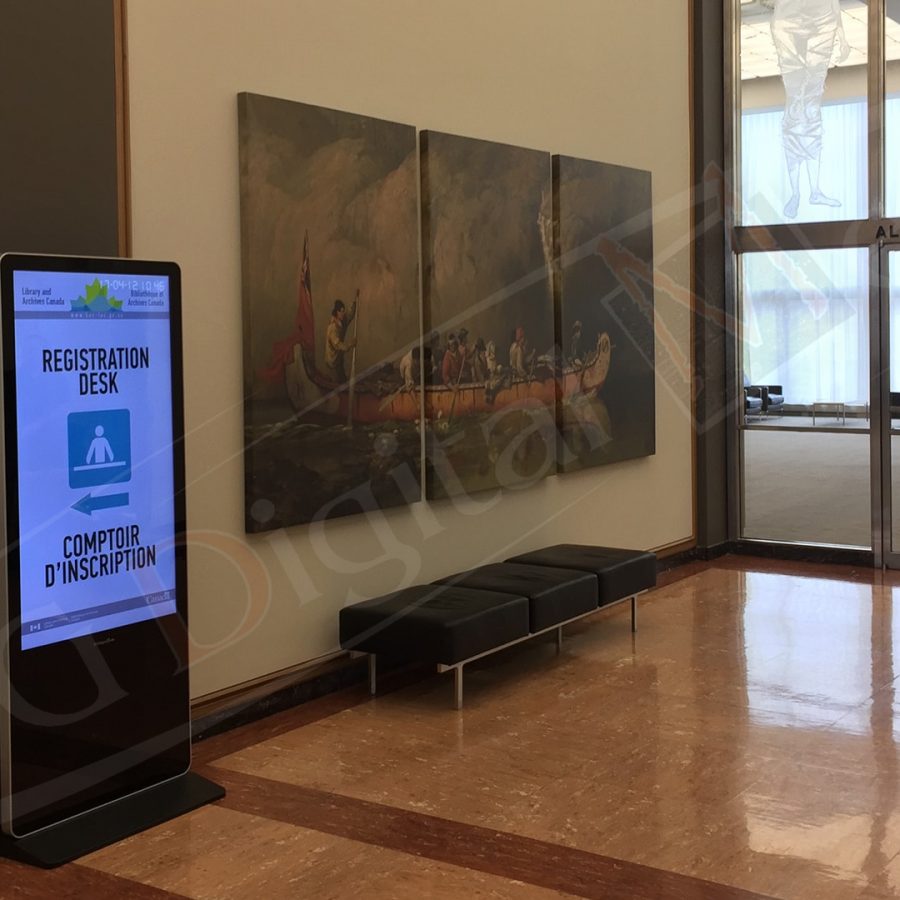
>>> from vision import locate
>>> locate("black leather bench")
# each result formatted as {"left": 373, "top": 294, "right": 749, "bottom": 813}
{"left": 437, "top": 563, "right": 598, "bottom": 632}
{"left": 339, "top": 545, "right": 656, "bottom": 708}
{"left": 340, "top": 584, "right": 530, "bottom": 704}
{"left": 506, "top": 544, "right": 657, "bottom": 628}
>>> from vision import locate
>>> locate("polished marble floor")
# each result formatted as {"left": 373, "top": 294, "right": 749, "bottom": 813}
{"left": 11, "top": 555, "right": 900, "bottom": 898}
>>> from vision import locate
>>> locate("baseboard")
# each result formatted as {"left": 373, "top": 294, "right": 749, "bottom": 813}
{"left": 731, "top": 539, "right": 874, "bottom": 567}
{"left": 657, "top": 542, "right": 730, "bottom": 571}
{"left": 665, "top": 539, "right": 873, "bottom": 568}
{"left": 191, "top": 654, "right": 368, "bottom": 743}
{"left": 653, "top": 537, "right": 697, "bottom": 558}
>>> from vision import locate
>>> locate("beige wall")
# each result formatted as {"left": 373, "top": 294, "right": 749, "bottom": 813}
{"left": 125, "top": 0, "right": 693, "bottom": 699}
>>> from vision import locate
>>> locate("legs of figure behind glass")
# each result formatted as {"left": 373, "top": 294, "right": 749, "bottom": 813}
{"left": 771, "top": 1, "right": 847, "bottom": 218}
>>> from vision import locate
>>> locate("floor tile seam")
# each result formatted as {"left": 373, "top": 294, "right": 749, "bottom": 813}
{"left": 828, "top": 698, "right": 881, "bottom": 735}
{"left": 285, "top": 698, "right": 861, "bottom": 756}
{"left": 863, "top": 842, "right": 900, "bottom": 890}
{"left": 720, "top": 570, "right": 884, "bottom": 590}
{"left": 648, "top": 711, "right": 857, "bottom": 757}
{"left": 211, "top": 691, "right": 870, "bottom": 768}
{"left": 634, "top": 676, "right": 871, "bottom": 725}
{"left": 551, "top": 733, "right": 881, "bottom": 779}
{"left": 743, "top": 690, "right": 871, "bottom": 718}
{"left": 710, "top": 556, "right": 879, "bottom": 580}
{"left": 41, "top": 862, "right": 190, "bottom": 899}
{"left": 202, "top": 764, "right": 781, "bottom": 900}
{"left": 867, "top": 672, "right": 900, "bottom": 700}
{"left": 727, "top": 769, "right": 900, "bottom": 846}
{"left": 587, "top": 681, "right": 792, "bottom": 721}
{"left": 745, "top": 752, "right": 889, "bottom": 779}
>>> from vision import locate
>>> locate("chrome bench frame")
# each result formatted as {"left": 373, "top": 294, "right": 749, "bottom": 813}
{"left": 360, "top": 589, "right": 644, "bottom": 710}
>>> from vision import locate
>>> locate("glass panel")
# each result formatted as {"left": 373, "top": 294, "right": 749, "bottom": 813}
{"left": 744, "top": 430, "right": 871, "bottom": 544}
{"left": 890, "top": 252, "right": 900, "bottom": 552}
{"left": 742, "top": 249, "right": 869, "bottom": 403}
{"left": 739, "top": 0, "right": 868, "bottom": 226}
{"left": 740, "top": 248, "right": 871, "bottom": 547}
{"left": 885, "top": 9, "right": 900, "bottom": 215}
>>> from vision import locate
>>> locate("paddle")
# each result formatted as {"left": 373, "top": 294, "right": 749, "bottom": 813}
{"left": 347, "top": 288, "right": 360, "bottom": 428}
{"left": 446, "top": 345, "right": 468, "bottom": 428}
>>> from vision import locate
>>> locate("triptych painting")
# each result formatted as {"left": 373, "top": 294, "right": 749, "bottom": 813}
{"left": 239, "top": 93, "right": 656, "bottom": 532}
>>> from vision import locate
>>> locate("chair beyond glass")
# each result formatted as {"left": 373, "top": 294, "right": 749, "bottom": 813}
{"left": 744, "top": 374, "right": 783, "bottom": 419}
{"left": 745, "top": 391, "right": 763, "bottom": 417}
{"left": 762, "top": 385, "right": 784, "bottom": 415}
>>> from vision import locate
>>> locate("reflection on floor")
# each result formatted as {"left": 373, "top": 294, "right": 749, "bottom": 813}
{"left": 11, "top": 556, "right": 900, "bottom": 899}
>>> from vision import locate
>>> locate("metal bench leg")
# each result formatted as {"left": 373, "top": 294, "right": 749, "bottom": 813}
{"left": 556, "top": 625, "right": 563, "bottom": 654}
{"left": 454, "top": 666, "right": 464, "bottom": 710}
{"left": 631, "top": 595, "right": 637, "bottom": 632}
{"left": 368, "top": 654, "right": 377, "bottom": 695}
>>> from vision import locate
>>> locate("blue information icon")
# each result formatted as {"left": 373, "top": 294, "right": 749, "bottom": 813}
{"left": 67, "top": 409, "right": 132, "bottom": 489}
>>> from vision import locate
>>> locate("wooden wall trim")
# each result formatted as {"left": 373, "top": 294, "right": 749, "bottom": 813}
{"left": 114, "top": 0, "right": 131, "bottom": 257}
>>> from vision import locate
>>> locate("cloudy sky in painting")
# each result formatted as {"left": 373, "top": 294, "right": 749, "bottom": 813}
{"left": 421, "top": 131, "right": 554, "bottom": 361}
{"left": 239, "top": 93, "right": 419, "bottom": 391}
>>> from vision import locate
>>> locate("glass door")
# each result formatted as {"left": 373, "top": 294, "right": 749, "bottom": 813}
{"left": 730, "top": 0, "right": 889, "bottom": 559}
{"left": 739, "top": 247, "right": 873, "bottom": 548}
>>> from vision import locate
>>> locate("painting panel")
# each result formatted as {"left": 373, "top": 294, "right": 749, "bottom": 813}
{"left": 421, "top": 131, "right": 556, "bottom": 501}
{"left": 239, "top": 93, "right": 421, "bottom": 532}
{"left": 554, "top": 156, "right": 656, "bottom": 474}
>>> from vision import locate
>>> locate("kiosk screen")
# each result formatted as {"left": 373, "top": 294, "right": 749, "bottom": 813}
{"left": 0, "top": 254, "right": 189, "bottom": 838}
{"left": 12, "top": 268, "right": 177, "bottom": 649}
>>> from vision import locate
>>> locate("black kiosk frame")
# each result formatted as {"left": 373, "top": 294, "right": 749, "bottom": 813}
{"left": 0, "top": 254, "right": 222, "bottom": 867}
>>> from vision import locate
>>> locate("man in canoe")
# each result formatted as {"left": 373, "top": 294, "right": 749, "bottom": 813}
{"left": 441, "top": 333, "right": 462, "bottom": 385}
{"left": 509, "top": 325, "right": 536, "bottom": 379}
{"left": 324, "top": 298, "right": 357, "bottom": 383}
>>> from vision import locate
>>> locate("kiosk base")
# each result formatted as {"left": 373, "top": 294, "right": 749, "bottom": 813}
{"left": 0, "top": 771, "right": 224, "bottom": 868}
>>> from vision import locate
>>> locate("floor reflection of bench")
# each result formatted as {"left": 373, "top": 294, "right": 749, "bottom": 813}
{"left": 812, "top": 401, "right": 844, "bottom": 425}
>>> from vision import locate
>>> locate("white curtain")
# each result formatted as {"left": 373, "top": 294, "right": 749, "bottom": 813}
{"left": 890, "top": 261, "right": 900, "bottom": 392}
{"left": 742, "top": 248, "right": 868, "bottom": 404}
{"left": 740, "top": 97, "right": 900, "bottom": 401}
{"left": 887, "top": 96, "right": 900, "bottom": 217}
{"left": 742, "top": 100, "right": 868, "bottom": 225}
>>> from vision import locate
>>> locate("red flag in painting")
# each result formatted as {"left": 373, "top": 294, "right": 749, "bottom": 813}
{"left": 260, "top": 232, "right": 316, "bottom": 382}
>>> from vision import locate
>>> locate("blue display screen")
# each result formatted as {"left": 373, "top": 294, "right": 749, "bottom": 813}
{"left": 12, "top": 270, "right": 177, "bottom": 649}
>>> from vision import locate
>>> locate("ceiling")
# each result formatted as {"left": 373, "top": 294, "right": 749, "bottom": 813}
{"left": 741, "top": 0, "right": 900, "bottom": 80}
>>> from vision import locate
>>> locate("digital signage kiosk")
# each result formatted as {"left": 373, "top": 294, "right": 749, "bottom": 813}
{"left": 0, "top": 254, "right": 221, "bottom": 866}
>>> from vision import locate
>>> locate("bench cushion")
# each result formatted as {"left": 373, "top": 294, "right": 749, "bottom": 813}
{"left": 339, "top": 585, "right": 529, "bottom": 665}
{"left": 434, "top": 563, "right": 597, "bottom": 632}
{"left": 505, "top": 545, "right": 656, "bottom": 607}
